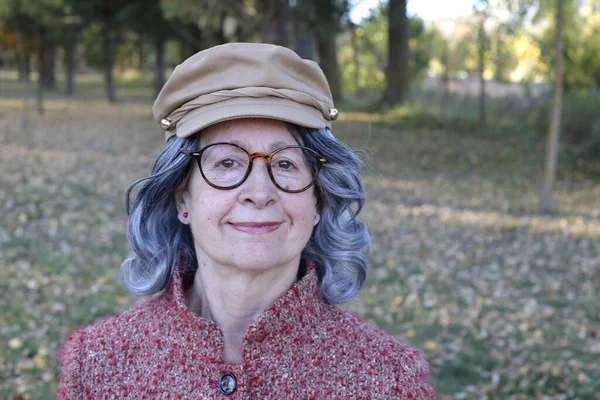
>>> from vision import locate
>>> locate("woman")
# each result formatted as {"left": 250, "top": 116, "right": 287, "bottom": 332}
{"left": 58, "top": 43, "right": 435, "bottom": 399}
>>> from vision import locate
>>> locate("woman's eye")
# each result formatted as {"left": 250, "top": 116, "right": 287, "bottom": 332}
{"left": 219, "top": 158, "right": 237, "bottom": 168}
{"left": 276, "top": 160, "right": 295, "bottom": 169}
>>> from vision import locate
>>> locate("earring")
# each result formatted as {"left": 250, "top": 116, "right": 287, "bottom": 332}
{"left": 183, "top": 212, "right": 188, "bottom": 218}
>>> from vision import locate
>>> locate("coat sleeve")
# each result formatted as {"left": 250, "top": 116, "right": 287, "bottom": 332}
{"left": 56, "top": 329, "right": 85, "bottom": 399}
{"left": 392, "top": 348, "right": 436, "bottom": 399}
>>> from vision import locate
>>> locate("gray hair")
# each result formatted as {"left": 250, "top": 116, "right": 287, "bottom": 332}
{"left": 120, "top": 124, "right": 370, "bottom": 304}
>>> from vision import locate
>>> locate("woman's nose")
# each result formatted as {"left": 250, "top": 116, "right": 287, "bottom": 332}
{"left": 237, "top": 158, "right": 278, "bottom": 208}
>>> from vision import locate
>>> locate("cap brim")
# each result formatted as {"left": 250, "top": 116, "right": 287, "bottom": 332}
{"left": 170, "top": 97, "right": 331, "bottom": 139}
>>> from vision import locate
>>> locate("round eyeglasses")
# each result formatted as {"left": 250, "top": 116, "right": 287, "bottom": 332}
{"left": 180, "top": 143, "right": 328, "bottom": 193}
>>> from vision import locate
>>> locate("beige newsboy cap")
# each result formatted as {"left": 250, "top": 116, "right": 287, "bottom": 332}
{"left": 152, "top": 42, "right": 338, "bottom": 140}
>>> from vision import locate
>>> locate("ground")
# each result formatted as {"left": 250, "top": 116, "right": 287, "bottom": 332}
{"left": 0, "top": 82, "right": 599, "bottom": 399}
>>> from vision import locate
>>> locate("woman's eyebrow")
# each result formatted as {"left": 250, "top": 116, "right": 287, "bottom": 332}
{"left": 268, "top": 141, "right": 292, "bottom": 151}
{"left": 227, "top": 140, "right": 292, "bottom": 152}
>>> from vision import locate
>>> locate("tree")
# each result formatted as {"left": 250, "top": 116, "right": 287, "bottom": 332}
{"left": 338, "top": 3, "right": 433, "bottom": 99}
{"left": 125, "top": 0, "right": 175, "bottom": 99}
{"left": 11, "top": 0, "right": 64, "bottom": 91}
{"left": 0, "top": 0, "right": 62, "bottom": 122}
{"left": 536, "top": 0, "right": 600, "bottom": 89}
{"left": 575, "top": 105, "right": 600, "bottom": 159}
{"left": 258, "top": 0, "right": 290, "bottom": 46}
{"left": 101, "top": 18, "right": 117, "bottom": 102}
{"left": 312, "top": 0, "right": 346, "bottom": 101}
{"left": 38, "top": 25, "right": 57, "bottom": 89}
{"left": 67, "top": 0, "right": 132, "bottom": 102}
{"left": 473, "top": 0, "right": 491, "bottom": 125}
{"left": 382, "top": 0, "right": 409, "bottom": 105}
{"left": 56, "top": 7, "right": 84, "bottom": 96}
{"left": 5, "top": 0, "right": 32, "bottom": 127}
{"left": 540, "top": 0, "right": 566, "bottom": 213}
{"left": 160, "top": 0, "right": 256, "bottom": 54}
{"left": 292, "top": 0, "right": 315, "bottom": 59}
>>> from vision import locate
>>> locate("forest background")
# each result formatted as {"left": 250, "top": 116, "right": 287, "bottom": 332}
{"left": 1, "top": 0, "right": 599, "bottom": 399}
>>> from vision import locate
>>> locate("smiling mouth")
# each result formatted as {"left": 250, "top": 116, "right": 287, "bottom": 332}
{"left": 229, "top": 222, "right": 282, "bottom": 234}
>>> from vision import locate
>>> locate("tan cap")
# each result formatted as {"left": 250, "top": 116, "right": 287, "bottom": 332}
{"left": 152, "top": 42, "right": 338, "bottom": 140}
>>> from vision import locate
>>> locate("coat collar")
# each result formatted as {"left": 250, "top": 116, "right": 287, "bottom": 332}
{"left": 164, "top": 261, "right": 326, "bottom": 363}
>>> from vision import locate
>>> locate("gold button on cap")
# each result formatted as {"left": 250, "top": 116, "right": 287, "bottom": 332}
{"left": 160, "top": 118, "right": 173, "bottom": 130}
{"left": 329, "top": 108, "right": 339, "bottom": 121}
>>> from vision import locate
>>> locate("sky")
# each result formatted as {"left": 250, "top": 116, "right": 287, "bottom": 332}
{"left": 350, "top": 0, "right": 476, "bottom": 23}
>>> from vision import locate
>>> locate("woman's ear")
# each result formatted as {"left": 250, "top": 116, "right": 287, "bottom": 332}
{"left": 175, "top": 164, "right": 194, "bottom": 224}
{"left": 313, "top": 193, "right": 321, "bottom": 226}
{"left": 175, "top": 190, "right": 190, "bottom": 225}
{"left": 313, "top": 209, "right": 320, "bottom": 226}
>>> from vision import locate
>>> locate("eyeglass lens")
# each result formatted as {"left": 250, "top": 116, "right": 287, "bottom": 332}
{"left": 200, "top": 144, "right": 316, "bottom": 191}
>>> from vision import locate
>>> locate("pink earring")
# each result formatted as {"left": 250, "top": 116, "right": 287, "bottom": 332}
{"left": 183, "top": 212, "right": 188, "bottom": 218}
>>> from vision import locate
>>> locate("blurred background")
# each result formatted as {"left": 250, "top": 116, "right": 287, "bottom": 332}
{"left": 1, "top": 0, "right": 599, "bottom": 399}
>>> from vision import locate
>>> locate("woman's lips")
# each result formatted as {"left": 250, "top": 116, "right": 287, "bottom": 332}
{"left": 229, "top": 222, "right": 282, "bottom": 234}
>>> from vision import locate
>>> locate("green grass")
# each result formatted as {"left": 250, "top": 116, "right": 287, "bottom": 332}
{"left": 1, "top": 77, "right": 599, "bottom": 399}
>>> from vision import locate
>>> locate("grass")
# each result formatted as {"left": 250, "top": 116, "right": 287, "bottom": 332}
{"left": 1, "top": 76, "right": 599, "bottom": 399}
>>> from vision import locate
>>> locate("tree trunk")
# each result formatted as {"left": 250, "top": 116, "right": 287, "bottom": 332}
{"left": 478, "top": 66, "right": 486, "bottom": 124}
{"left": 179, "top": 38, "right": 189, "bottom": 62}
{"left": 154, "top": 36, "right": 166, "bottom": 100}
{"left": 203, "top": 13, "right": 227, "bottom": 49}
{"left": 383, "top": 0, "right": 410, "bottom": 105}
{"left": 41, "top": 29, "right": 56, "bottom": 90}
{"left": 293, "top": 0, "right": 315, "bottom": 60}
{"left": 441, "top": 41, "right": 449, "bottom": 120}
{"left": 13, "top": 4, "right": 30, "bottom": 129}
{"left": 277, "top": 0, "right": 290, "bottom": 47}
{"left": 350, "top": 22, "right": 360, "bottom": 96}
{"left": 540, "top": 0, "right": 565, "bottom": 214}
{"left": 312, "top": 0, "right": 341, "bottom": 100}
{"left": 259, "top": 0, "right": 289, "bottom": 46}
{"left": 17, "top": 51, "right": 30, "bottom": 82}
{"left": 177, "top": 25, "right": 204, "bottom": 61}
{"left": 259, "top": 0, "right": 277, "bottom": 43}
{"left": 34, "top": 22, "right": 44, "bottom": 115}
{"left": 294, "top": 22, "right": 315, "bottom": 59}
{"left": 575, "top": 105, "right": 600, "bottom": 158}
{"left": 478, "top": 20, "right": 486, "bottom": 125}
{"left": 64, "top": 36, "right": 76, "bottom": 95}
{"left": 494, "top": 33, "right": 507, "bottom": 81}
{"left": 316, "top": 37, "right": 342, "bottom": 101}
{"left": 137, "top": 36, "right": 145, "bottom": 72}
{"left": 102, "top": 23, "right": 117, "bottom": 103}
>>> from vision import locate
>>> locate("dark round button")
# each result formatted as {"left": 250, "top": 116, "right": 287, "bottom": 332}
{"left": 219, "top": 373, "right": 237, "bottom": 395}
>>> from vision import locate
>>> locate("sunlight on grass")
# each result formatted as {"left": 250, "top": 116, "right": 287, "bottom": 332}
{"left": 404, "top": 203, "right": 599, "bottom": 237}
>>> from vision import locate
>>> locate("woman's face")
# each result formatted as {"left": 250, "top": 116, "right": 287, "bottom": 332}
{"left": 176, "top": 118, "right": 321, "bottom": 273}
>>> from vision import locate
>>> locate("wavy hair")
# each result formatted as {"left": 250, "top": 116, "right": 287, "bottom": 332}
{"left": 120, "top": 124, "right": 370, "bottom": 304}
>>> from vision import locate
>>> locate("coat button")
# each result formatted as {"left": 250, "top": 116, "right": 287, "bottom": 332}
{"left": 219, "top": 373, "right": 237, "bottom": 395}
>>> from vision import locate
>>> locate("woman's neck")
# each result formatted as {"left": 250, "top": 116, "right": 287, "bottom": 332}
{"left": 186, "top": 259, "right": 299, "bottom": 364}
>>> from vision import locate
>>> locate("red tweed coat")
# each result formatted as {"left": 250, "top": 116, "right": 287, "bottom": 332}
{"left": 57, "top": 265, "right": 435, "bottom": 399}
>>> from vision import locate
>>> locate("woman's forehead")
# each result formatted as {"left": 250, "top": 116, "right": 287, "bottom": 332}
{"left": 199, "top": 118, "right": 297, "bottom": 149}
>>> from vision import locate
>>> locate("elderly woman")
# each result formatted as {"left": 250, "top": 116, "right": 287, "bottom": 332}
{"left": 58, "top": 43, "right": 435, "bottom": 399}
